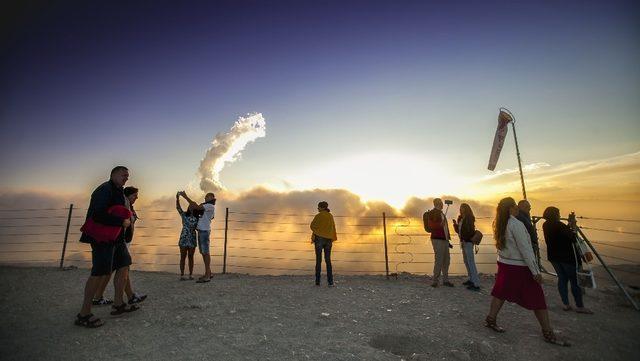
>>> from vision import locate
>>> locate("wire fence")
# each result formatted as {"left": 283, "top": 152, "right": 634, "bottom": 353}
{"left": 0, "top": 205, "right": 639, "bottom": 279}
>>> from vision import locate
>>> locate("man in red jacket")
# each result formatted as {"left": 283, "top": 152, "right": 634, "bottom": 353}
{"left": 74, "top": 166, "right": 136, "bottom": 328}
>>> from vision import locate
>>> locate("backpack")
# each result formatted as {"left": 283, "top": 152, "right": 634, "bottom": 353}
{"left": 423, "top": 210, "right": 432, "bottom": 233}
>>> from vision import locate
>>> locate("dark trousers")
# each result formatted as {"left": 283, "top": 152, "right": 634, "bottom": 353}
{"left": 551, "top": 261, "right": 584, "bottom": 308}
{"left": 314, "top": 236, "right": 333, "bottom": 285}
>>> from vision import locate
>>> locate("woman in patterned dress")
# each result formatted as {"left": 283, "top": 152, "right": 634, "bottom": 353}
{"left": 176, "top": 191, "right": 200, "bottom": 280}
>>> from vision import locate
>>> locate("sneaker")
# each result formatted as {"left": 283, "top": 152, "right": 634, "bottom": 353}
{"left": 92, "top": 297, "right": 113, "bottom": 306}
{"left": 128, "top": 293, "right": 147, "bottom": 305}
{"left": 443, "top": 281, "right": 454, "bottom": 287}
{"left": 467, "top": 285, "right": 481, "bottom": 292}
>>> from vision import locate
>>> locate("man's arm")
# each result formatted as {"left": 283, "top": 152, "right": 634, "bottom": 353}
{"left": 180, "top": 192, "right": 204, "bottom": 210}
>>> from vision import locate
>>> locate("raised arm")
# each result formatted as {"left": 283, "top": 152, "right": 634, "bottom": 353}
{"left": 181, "top": 191, "right": 204, "bottom": 210}
{"left": 176, "top": 192, "right": 184, "bottom": 214}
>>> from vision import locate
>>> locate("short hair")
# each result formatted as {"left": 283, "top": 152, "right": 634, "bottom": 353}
{"left": 124, "top": 186, "right": 139, "bottom": 197}
{"left": 111, "top": 166, "right": 128, "bottom": 176}
{"left": 542, "top": 206, "right": 561, "bottom": 221}
{"left": 318, "top": 201, "right": 329, "bottom": 209}
{"left": 433, "top": 198, "right": 443, "bottom": 205}
{"left": 518, "top": 200, "right": 530, "bottom": 207}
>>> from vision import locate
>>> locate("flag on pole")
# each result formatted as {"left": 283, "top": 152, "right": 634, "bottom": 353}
{"left": 487, "top": 110, "right": 513, "bottom": 171}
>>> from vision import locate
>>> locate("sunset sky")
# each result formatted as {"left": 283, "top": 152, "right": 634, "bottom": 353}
{"left": 1, "top": 0, "right": 638, "bottom": 214}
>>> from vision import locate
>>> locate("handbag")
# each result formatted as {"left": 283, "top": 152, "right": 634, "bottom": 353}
{"left": 572, "top": 238, "right": 596, "bottom": 289}
{"left": 471, "top": 230, "right": 483, "bottom": 245}
{"left": 80, "top": 205, "right": 132, "bottom": 243}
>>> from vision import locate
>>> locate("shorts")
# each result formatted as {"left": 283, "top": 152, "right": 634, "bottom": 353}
{"left": 90, "top": 241, "right": 132, "bottom": 276}
{"left": 197, "top": 230, "right": 211, "bottom": 255}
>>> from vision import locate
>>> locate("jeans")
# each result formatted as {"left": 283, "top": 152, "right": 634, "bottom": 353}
{"left": 551, "top": 261, "right": 583, "bottom": 308}
{"left": 461, "top": 242, "right": 480, "bottom": 287}
{"left": 314, "top": 235, "right": 333, "bottom": 285}
{"left": 431, "top": 238, "right": 450, "bottom": 283}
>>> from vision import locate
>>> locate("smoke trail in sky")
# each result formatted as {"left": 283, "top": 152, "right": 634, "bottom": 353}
{"left": 198, "top": 113, "right": 266, "bottom": 192}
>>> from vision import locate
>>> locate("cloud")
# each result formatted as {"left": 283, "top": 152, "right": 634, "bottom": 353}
{"left": 198, "top": 113, "right": 266, "bottom": 193}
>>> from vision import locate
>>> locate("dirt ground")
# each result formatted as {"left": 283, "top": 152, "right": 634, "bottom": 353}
{"left": 0, "top": 265, "right": 639, "bottom": 361}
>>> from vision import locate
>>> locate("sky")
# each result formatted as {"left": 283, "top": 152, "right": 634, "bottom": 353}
{"left": 0, "top": 0, "right": 639, "bottom": 214}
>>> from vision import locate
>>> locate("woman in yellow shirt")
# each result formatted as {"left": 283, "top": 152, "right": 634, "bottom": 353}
{"left": 310, "top": 201, "right": 337, "bottom": 286}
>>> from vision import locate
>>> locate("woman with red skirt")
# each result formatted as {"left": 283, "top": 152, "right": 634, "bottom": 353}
{"left": 485, "top": 197, "right": 569, "bottom": 346}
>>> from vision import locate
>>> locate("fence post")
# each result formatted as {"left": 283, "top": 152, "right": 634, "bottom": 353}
{"left": 383, "top": 212, "right": 389, "bottom": 279}
{"left": 223, "top": 207, "right": 229, "bottom": 274}
{"left": 59, "top": 203, "right": 73, "bottom": 269}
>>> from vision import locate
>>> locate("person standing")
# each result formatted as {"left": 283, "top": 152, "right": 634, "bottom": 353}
{"left": 485, "top": 197, "right": 569, "bottom": 346}
{"left": 75, "top": 166, "right": 137, "bottom": 328}
{"left": 310, "top": 201, "right": 337, "bottom": 287}
{"left": 180, "top": 191, "right": 216, "bottom": 283}
{"left": 424, "top": 198, "right": 453, "bottom": 287}
{"left": 542, "top": 206, "right": 593, "bottom": 314}
{"left": 176, "top": 191, "right": 198, "bottom": 280}
{"left": 516, "top": 200, "right": 541, "bottom": 270}
{"left": 453, "top": 203, "right": 480, "bottom": 291}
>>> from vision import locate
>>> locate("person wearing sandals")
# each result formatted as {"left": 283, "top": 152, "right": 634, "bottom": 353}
{"left": 176, "top": 191, "right": 199, "bottom": 280}
{"left": 310, "top": 201, "right": 337, "bottom": 287}
{"left": 426, "top": 198, "right": 454, "bottom": 287}
{"left": 452, "top": 203, "right": 480, "bottom": 291}
{"left": 180, "top": 191, "right": 216, "bottom": 283}
{"left": 485, "top": 197, "right": 569, "bottom": 347}
{"left": 91, "top": 187, "right": 147, "bottom": 306}
{"left": 75, "top": 166, "right": 138, "bottom": 328}
{"left": 542, "top": 206, "right": 593, "bottom": 314}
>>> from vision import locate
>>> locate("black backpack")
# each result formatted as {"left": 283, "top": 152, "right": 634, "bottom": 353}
{"left": 423, "top": 210, "right": 432, "bottom": 233}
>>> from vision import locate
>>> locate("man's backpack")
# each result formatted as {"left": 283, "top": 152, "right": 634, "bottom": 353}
{"left": 423, "top": 210, "right": 432, "bottom": 233}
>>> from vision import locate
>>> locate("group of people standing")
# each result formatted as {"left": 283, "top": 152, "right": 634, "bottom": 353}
{"left": 74, "top": 166, "right": 591, "bottom": 348}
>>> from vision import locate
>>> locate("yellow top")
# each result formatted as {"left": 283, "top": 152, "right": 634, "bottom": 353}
{"left": 310, "top": 210, "right": 337, "bottom": 240}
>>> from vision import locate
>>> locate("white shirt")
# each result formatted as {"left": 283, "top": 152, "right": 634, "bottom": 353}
{"left": 197, "top": 203, "right": 215, "bottom": 231}
{"left": 497, "top": 216, "right": 539, "bottom": 275}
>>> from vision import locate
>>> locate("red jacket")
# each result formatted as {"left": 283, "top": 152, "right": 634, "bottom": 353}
{"left": 80, "top": 205, "right": 132, "bottom": 243}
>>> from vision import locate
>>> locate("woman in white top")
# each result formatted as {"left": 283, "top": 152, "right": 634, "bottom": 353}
{"left": 485, "top": 197, "right": 569, "bottom": 347}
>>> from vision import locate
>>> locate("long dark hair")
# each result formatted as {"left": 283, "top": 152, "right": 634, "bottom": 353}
{"left": 458, "top": 203, "right": 475, "bottom": 223}
{"left": 493, "top": 197, "right": 516, "bottom": 250}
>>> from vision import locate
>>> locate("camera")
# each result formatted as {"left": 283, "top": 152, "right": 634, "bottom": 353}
{"left": 444, "top": 200, "right": 453, "bottom": 205}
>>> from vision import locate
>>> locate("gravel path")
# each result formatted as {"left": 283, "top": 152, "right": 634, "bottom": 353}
{"left": 1, "top": 266, "right": 639, "bottom": 361}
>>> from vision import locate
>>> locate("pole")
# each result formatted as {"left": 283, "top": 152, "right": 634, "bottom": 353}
{"left": 575, "top": 226, "right": 639, "bottom": 311}
{"left": 510, "top": 120, "right": 527, "bottom": 200}
{"left": 59, "top": 203, "right": 73, "bottom": 269}
{"left": 383, "top": 212, "right": 389, "bottom": 279}
{"left": 223, "top": 207, "right": 229, "bottom": 274}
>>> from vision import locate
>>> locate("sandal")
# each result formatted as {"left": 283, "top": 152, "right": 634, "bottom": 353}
{"left": 92, "top": 297, "right": 113, "bottom": 306}
{"left": 196, "top": 276, "right": 211, "bottom": 283}
{"left": 75, "top": 313, "right": 104, "bottom": 328}
{"left": 128, "top": 294, "right": 147, "bottom": 305}
{"left": 485, "top": 315, "right": 505, "bottom": 333}
{"left": 543, "top": 329, "right": 570, "bottom": 347}
{"left": 110, "top": 303, "right": 139, "bottom": 316}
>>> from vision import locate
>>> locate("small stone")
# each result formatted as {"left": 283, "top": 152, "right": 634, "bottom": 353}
{"left": 321, "top": 312, "right": 330, "bottom": 317}
{"left": 448, "top": 350, "right": 471, "bottom": 361}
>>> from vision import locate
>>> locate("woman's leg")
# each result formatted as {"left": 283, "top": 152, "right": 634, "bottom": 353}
{"left": 564, "top": 263, "right": 585, "bottom": 308}
{"left": 188, "top": 248, "right": 195, "bottom": 277}
{"left": 179, "top": 247, "right": 187, "bottom": 276}
{"left": 551, "top": 262, "right": 570, "bottom": 307}
{"left": 324, "top": 240, "right": 333, "bottom": 285}
{"left": 488, "top": 296, "right": 505, "bottom": 319}
{"left": 462, "top": 242, "right": 471, "bottom": 280}
{"left": 314, "top": 240, "right": 322, "bottom": 285}
{"left": 464, "top": 242, "right": 480, "bottom": 287}
{"left": 124, "top": 275, "right": 134, "bottom": 300}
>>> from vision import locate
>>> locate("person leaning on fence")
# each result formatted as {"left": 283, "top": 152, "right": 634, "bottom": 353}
{"left": 516, "top": 200, "right": 542, "bottom": 270}
{"left": 180, "top": 191, "right": 216, "bottom": 283}
{"left": 92, "top": 186, "right": 147, "bottom": 306}
{"left": 542, "top": 206, "right": 593, "bottom": 314}
{"left": 424, "top": 198, "right": 453, "bottom": 288}
{"left": 176, "top": 191, "right": 200, "bottom": 280}
{"left": 310, "top": 201, "right": 337, "bottom": 287}
{"left": 75, "top": 166, "right": 138, "bottom": 329}
{"left": 485, "top": 197, "right": 569, "bottom": 347}
{"left": 452, "top": 203, "right": 480, "bottom": 291}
